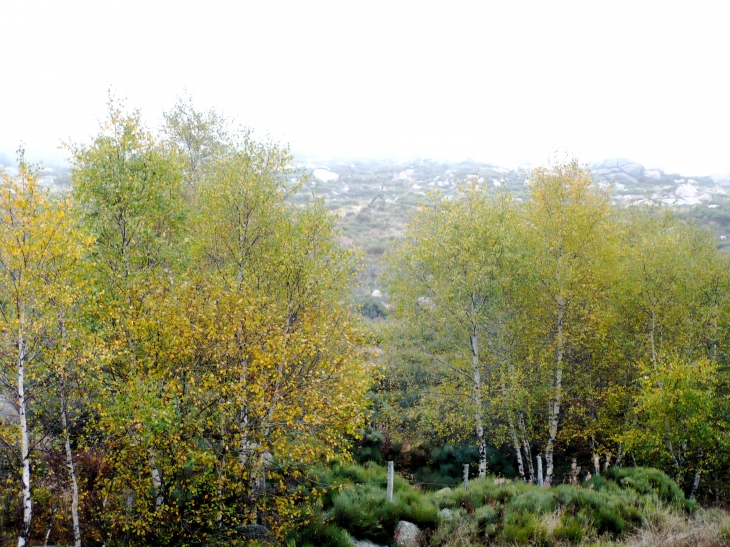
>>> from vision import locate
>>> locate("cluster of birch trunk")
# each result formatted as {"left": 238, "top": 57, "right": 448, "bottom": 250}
{"left": 385, "top": 162, "right": 730, "bottom": 500}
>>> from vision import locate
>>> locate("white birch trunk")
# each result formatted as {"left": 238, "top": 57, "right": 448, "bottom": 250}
{"left": 470, "top": 329, "right": 487, "bottom": 477}
{"left": 593, "top": 452, "right": 601, "bottom": 476}
{"left": 149, "top": 451, "right": 164, "bottom": 509}
{"left": 60, "top": 381, "right": 82, "bottom": 547}
{"left": 17, "top": 319, "right": 32, "bottom": 547}
{"left": 545, "top": 299, "right": 564, "bottom": 488}
{"left": 518, "top": 413, "right": 534, "bottom": 483}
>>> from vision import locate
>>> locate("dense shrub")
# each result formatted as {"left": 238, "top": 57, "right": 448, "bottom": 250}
{"left": 287, "top": 521, "right": 353, "bottom": 547}
{"left": 501, "top": 511, "right": 548, "bottom": 545}
{"left": 598, "top": 467, "right": 692, "bottom": 510}
{"left": 552, "top": 485, "right": 643, "bottom": 536}
{"left": 353, "top": 427, "right": 385, "bottom": 464}
{"left": 552, "top": 515, "right": 584, "bottom": 543}
{"left": 358, "top": 297, "right": 388, "bottom": 320}
{"left": 331, "top": 483, "right": 437, "bottom": 544}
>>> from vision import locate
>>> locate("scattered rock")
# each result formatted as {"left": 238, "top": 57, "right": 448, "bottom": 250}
{"left": 395, "top": 169, "right": 416, "bottom": 181}
{"left": 394, "top": 521, "right": 421, "bottom": 547}
{"left": 643, "top": 170, "right": 662, "bottom": 180}
{"left": 371, "top": 290, "right": 382, "bottom": 298}
{"left": 606, "top": 172, "right": 637, "bottom": 184}
{"left": 677, "top": 197, "right": 702, "bottom": 205}
{"left": 313, "top": 168, "right": 339, "bottom": 182}
{"left": 435, "top": 487, "right": 452, "bottom": 495}
{"left": 675, "top": 184, "right": 698, "bottom": 198}
{"left": 592, "top": 158, "right": 643, "bottom": 184}
{"left": 698, "top": 193, "right": 713, "bottom": 203}
{"left": 620, "top": 162, "right": 644, "bottom": 178}
{"left": 354, "top": 540, "right": 387, "bottom": 547}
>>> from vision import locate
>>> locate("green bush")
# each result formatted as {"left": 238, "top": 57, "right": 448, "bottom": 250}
{"left": 599, "top": 467, "right": 692, "bottom": 510}
{"left": 287, "top": 521, "right": 353, "bottom": 547}
{"left": 358, "top": 297, "right": 388, "bottom": 320}
{"left": 552, "top": 485, "right": 642, "bottom": 537}
{"left": 507, "top": 487, "right": 557, "bottom": 514}
{"left": 552, "top": 515, "right": 584, "bottom": 543}
{"left": 474, "top": 504, "right": 498, "bottom": 528}
{"left": 331, "top": 483, "right": 437, "bottom": 544}
{"left": 501, "top": 512, "right": 548, "bottom": 545}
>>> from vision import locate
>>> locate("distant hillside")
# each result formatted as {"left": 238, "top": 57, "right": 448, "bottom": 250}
{"left": 290, "top": 157, "right": 730, "bottom": 303}
{"left": 3, "top": 156, "right": 729, "bottom": 299}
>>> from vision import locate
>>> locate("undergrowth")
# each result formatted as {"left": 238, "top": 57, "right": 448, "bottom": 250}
{"left": 285, "top": 464, "right": 728, "bottom": 547}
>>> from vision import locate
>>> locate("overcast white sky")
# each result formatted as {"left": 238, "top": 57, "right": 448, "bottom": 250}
{"left": 1, "top": 0, "right": 728, "bottom": 174}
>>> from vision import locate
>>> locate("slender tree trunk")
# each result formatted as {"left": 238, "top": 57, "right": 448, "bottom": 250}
{"left": 569, "top": 458, "right": 580, "bottom": 486}
{"left": 17, "top": 320, "right": 33, "bottom": 547}
{"left": 149, "top": 451, "right": 164, "bottom": 509}
{"left": 470, "top": 328, "right": 487, "bottom": 477}
{"left": 501, "top": 368, "right": 525, "bottom": 480}
{"left": 650, "top": 309, "right": 657, "bottom": 364}
{"left": 508, "top": 415, "right": 525, "bottom": 480}
{"left": 545, "top": 299, "right": 564, "bottom": 487}
{"left": 689, "top": 469, "right": 701, "bottom": 501}
{"left": 60, "top": 379, "right": 82, "bottom": 547}
{"left": 43, "top": 504, "right": 57, "bottom": 546}
{"left": 615, "top": 444, "right": 624, "bottom": 467}
{"left": 518, "top": 412, "right": 534, "bottom": 483}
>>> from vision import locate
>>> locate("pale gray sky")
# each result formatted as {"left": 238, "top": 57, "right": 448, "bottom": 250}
{"left": 1, "top": 0, "right": 728, "bottom": 174}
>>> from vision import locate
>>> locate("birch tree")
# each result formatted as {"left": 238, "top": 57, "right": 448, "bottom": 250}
{"left": 388, "top": 186, "right": 521, "bottom": 477}
{"left": 0, "top": 154, "right": 88, "bottom": 547}
{"left": 189, "top": 136, "right": 371, "bottom": 531}
{"left": 523, "top": 161, "right": 613, "bottom": 486}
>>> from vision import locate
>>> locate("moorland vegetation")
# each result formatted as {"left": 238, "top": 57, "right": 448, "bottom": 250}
{"left": 0, "top": 97, "right": 728, "bottom": 546}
